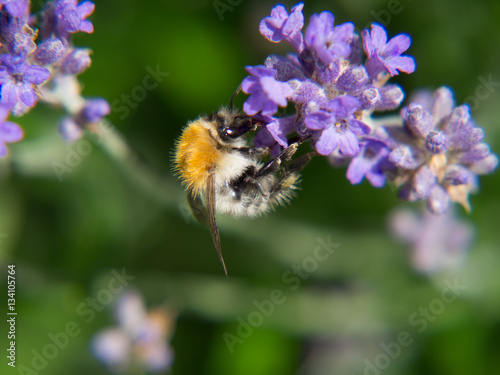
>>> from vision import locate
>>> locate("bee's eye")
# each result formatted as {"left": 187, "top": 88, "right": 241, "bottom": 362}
{"left": 223, "top": 117, "right": 255, "bottom": 139}
{"left": 224, "top": 127, "right": 242, "bottom": 138}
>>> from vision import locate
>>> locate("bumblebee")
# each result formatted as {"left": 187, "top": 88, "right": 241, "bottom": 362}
{"left": 173, "top": 107, "right": 312, "bottom": 275}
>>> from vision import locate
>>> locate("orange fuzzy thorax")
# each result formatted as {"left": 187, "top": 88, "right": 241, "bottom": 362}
{"left": 173, "top": 120, "right": 221, "bottom": 196}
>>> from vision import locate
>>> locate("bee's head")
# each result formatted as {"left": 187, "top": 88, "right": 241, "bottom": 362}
{"left": 208, "top": 108, "right": 258, "bottom": 142}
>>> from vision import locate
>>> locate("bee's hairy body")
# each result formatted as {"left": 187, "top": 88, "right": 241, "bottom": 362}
{"left": 174, "top": 108, "right": 298, "bottom": 217}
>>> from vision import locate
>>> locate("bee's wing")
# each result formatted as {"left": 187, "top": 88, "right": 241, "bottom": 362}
{"left": 187, "top": 191, "right": 209, "bottom": 226}
{"left": 206, "top": 169, "right": 228, "bottom": 276}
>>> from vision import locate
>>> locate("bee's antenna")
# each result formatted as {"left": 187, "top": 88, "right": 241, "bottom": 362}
{"left": 229, "top": 84, "right": 242, "bottom": 110}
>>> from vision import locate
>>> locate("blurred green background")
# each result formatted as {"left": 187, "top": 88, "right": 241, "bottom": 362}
{"left": 2, "top": 0, "right": 500, "bottom": 374}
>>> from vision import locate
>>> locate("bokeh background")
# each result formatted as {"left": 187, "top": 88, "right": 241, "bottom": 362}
{"left": 2, "top": 0, "right": 500, "bottom": 374}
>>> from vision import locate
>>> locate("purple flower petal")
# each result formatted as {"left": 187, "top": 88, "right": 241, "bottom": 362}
{"left": 0, "top": 121, "right": 23, "bottom": 143}
{"left": 77, "top": 1, "right": 95, "bottom": 18}
{"left": 0, "top": 82, "right": 18, "bottom": 108}
{"left": 385, "top": 55, "right": 416, "bottom": 75}
{"left": 411, "top": 165, "right": 436, "bottom": 200}
{"left": 348, "top": 119, "right": 371, "bottom": 136}
{"left": 305, "top": 110, "right": 332, "bottom": 131}
{"left": 315, "top": 125, "right": 338, "bottom": 155}
{"left": 389, "top": 145, "right": 425, "bottom": 170}
{"left": 366, "top": 170, "right": 386, "bottom": 187}
{"left": 328, "top": 95, "right": 360, "bottom": 119}
{"left": 23, "top": 65, "right": 51, "bottom": 85}
{"left": 403, "top": 103, "right": 433, "bottom": 139}
{"left": 3, "top": 0, "right": 28, "bottom": 17}
{"left": 363, "top": 23, "right": 415, "bottom": 77}
{"left": 305, "top": 12, "right": 354, "bottom": 64}
{"left": 259, "top": 3, "right": 304, "bottom": 51}
{"left": 59, "top": 117, "right": 84, "bottom": 142}
{"left": 470, "top": 153, "right": 498, "bottom": 175}
{"left": 338, "top": 130, "right": 360, "bottom": 156}
{"left": 427, "top": 185, "right": 450, "bottom": 214}
{"left": 346, "top": 156, "right": 370, "bottom": 184}
{"left": 265, "top": 116, "right": 297, "bottom": 147}
{"left": 367, "top": 24, "right": 387, "bottom": 51}
{"left": 79, "top": 19, "right": 94, "bottom": 33}
{"left": 18, "top": 83, "right": 37, "bottom": 107}
{"left": 382, "top": 34, "right": 411, "bottom": 57}
{"left": 242, "top": 65, "right": 292, "bottom": 116}
{"left": 0, "top": 143, "right": 7, "bottom": 157}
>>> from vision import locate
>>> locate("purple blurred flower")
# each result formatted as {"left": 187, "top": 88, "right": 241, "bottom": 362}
{"left": 259, "top": 3, "right": 305, "bottom": 52}
{"left": 33, "top": 38, "right": 66, "bottom": 65}
{"left": 347, "top": 138, "right": 392, "bottom": 187}
{"left": 0, "top": 105, "right": 23, "bottom": 157}
{"left": 304, "top": 11, "right": 355, "bottom": 65}
{"left": 305, "top": 95, "right": 370, "bottom": 156}
{"left": 390, "top": 207, "right": 474, "bottom": 273}
{"left": 59, "top": 117, "right": 83, "bottom": 142}
{"left": 362, "top": 23, "right": 415, "bottom": 78}
{"left": 0, "top": 54, "right": 50, "bottom": 114}
{"left": 242, "top": 65, "right": 293, "bottom": 116}
{"left": 55, "top": 0, "right": 95, "bottom": 34}
{"left": 0, "top": 0, "right": 28, "bottom": 17}
{"left": 92, "top": 290, "right": 175, "bottom": 373}
{"left": 60, "top": 48, "right": 92, "bottom": 75}
{"left": 80, "top": 98, "right": 110, "bottom": 123}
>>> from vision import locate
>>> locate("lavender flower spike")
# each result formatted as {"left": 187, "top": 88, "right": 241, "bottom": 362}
{"left": 362, "top": 23, "right": 415, "bottom": 78}
{"left": 259, "top": 3, "right": 305, "bottom": 52}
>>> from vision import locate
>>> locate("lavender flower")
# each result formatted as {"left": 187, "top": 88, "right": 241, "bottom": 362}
{"left": 0, "top": 0, "right": 109, "bottom": 155}
{"left": 33, "top": 38, "right": 66, "bottom": 65}
{"left": 0, "top": 105, "right": 23, "bottom": 156}
{"left": 376, "top": 87, "right": 498, "bottom": 214}
{"left": 305, "top": 95, "right": 370, "bottom": 156}
{"left": 259, "top": 2, "right": 305, "bottom": 52}
{"left": 390, "top": 207, "right": 474, "bottom": 273}
{"left": 241, "top": 65, "right": 293, "bottom": 116}
{"left": 239, "top": 2, "right": 496, "bottom": 217}
{"left": 0, "top": 55, "right": 50, "bottom": 115}
{"left": 60, "top": 48, "right": 92, "bottom": 75}
{"left": 346, "top": 138, "right": 392, "bottom": 187}
{"left": 54, "top": 0, "right": 95, "bottom": 34}
{"left": 241, "top": 4, "right": 416, "bottom": 159}
{"left": 304, "top": 11, "right": 355, "bottom": 65}
{"left": 92, "top": 290, "right": 176, "bottom": 373}
{"left": 362, "top": 23, "right": 416, "bottom": 78}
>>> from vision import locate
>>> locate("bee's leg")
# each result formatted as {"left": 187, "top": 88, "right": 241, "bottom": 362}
{"left": 269, "top": 152, "right": 315, "bottom": 197}
{"left": 234, "top": 147, "right": 269, "bottom": 158}
{"left": 254, "top": 142, "right": 301, "bottom": 178}
{"left": 234, "top": 166, "right": 268, "bottom": 197}
{"left": 287, "top": 152, "right": 316, "bottom": 173}
{"left": 229, "top": 84, "right": 242, "bottom": 110}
